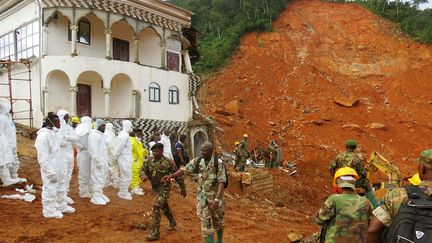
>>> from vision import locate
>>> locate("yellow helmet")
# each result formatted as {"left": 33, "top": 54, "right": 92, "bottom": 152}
{"left": 71, "top": 117, "right": 80, "bottom": 124}
{"left": 333, "top": 166, "right": 359, "bottom": 188}
{"left": 243, "top": 133, "right": 248, "bottom": 138}
{"left": 408, "top": 173, "right": 421, "bottom": 186}
{"left": 235, "top": 141, "right": 240, "bottom": 145}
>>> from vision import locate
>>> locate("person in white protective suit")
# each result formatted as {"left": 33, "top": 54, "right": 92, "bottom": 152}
{"left": 35, "top": 113, "right": 75, "bottom": 218}
{"left": 88, "top": 119, "right": 110, "bottom": 205}
{"left": 161, "top": 129, "right": 173, "bottom": 160}
{"left": 116, "top": 120, "right": 133, "bottom": 200}
{"left": 57, "top": 110, "right": 78, "bottom": 204}
{"left": 104, "top": 122, "right": 119, "bottom": 188}
{"left": 75, "top": 116, "right": 92, "bottom": 198}
{"left": 0, "top": 100, "right": 26, "bottom": 186}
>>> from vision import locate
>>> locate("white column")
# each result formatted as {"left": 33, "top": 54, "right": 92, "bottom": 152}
{"left": 43, "top": 87, "right": 50, "bottom": 114}
{"left": 160, "top": 41, "right": 166, "bottom": 69}
{"left": 42, "top": 26, "right": 49, "bottom": 57}
{"left": 105, "top": 28, "right": 112, "bottom": 60}
{"left": 70, "top": 86, "right": 78, "bottom": 116}
{"left": 182, "top": 50, "right": 193, "bottom": 73}
{"left": 70, "top": 24, "right": 78, "bottom": 56}
{"left": 133, "top": 35, "right": 140, "bottom": 64}
{"left": 131, "top": 90, "right": 137, "bottom": 118}
{"left": 104, "top": 88, "right": 110, "bottom": 118}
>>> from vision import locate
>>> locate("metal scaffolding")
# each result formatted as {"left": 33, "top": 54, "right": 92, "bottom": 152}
{"left": 0, "top": 59, "right": 34, "bottom": 132}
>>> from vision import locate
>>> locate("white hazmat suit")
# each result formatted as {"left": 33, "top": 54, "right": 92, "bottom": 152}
{"left": 57, "top": 110, "right": 78, "bottom": 204}
{"left": 35, "top": 124, "right": 75, "bottom": 218}
{"left": 161, "top": 133, "right": 173, "bottom": 160}
{"left": 104, "top": 123, "right": 119, "bottom": 188}
{"left": 0, "top": 100, "right": 25, "bottom": 186}
{"left": 75, "top": 116, "right": 92, "bottom": 198}
{"left": 116, "top": 120, "right": 133, "bottom": 200}
{"left": 88, "top": 119, "right": 109, "bottom": 205}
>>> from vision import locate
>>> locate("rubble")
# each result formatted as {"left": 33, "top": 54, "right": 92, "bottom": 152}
{"left": 288, "top": 232, "right": 304, "bottom": 242}
{"left": 366, "top": 122, "right": 387, "bottom": 130}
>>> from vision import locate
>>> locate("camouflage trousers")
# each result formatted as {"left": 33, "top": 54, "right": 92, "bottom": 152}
{"left": 197, "top": 199, "right": 225, "bottom": 237}
{"left": 236, "top": 158, "right": 246, "bottom": 172}
{"left": 151, "top": 189, "right": 175, "bottom": 235}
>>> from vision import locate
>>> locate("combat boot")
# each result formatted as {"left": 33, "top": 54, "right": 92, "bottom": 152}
{"left": 204, "top": 235, "right": 214, "bottom": 243}
{"left": 146, "top": 232, "right": 160, "bottom": 241}
{"left": 216, "top": 230, "right": 223, "bottom": 243}
{"left": 167, "top": 219, "right": 177, "bottom": 231}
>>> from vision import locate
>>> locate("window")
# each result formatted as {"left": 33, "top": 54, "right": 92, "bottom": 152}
{"left": 0, "top": 32, "right": 15, "bottom": 61}
{"left": 168, "top": 86, "right": 179, "bottom": 104}
{"left": 16, "top": 21, "right": 39, "bottom": 60}
{"left": 68, "top": 19, "right": 91, "bottom": 45}
{"left": 149, "top": 82, "right": 160, "bottom": 102}
{"left": 166, "top": 51, "right": 180, "bottom": 71}
{"left": 112, "top": 38, "right": 129, "bottom": 61}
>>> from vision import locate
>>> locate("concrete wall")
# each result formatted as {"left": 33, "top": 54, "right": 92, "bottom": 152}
{"left": 139, "top": 28, "right": 162, "bottom": 67}
{"left": 42, "top": 56, "right": 191, "bottom": 122}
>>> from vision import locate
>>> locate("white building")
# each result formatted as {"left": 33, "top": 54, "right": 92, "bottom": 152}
{"left": 0, "top": 0, "right": 209, "bottom": 155}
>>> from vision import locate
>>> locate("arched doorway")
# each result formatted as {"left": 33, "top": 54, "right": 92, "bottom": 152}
{"left": 110, "top": 73, "right": 133, "bottom": 118}
{"left": 193, "top": 131, "right": 208, "bottom": 157}
{"left": 76, "top": 71, "right": 104, "bottom": 117}
{"left": 45, "top": 70, "right": 71, "bottom": 113}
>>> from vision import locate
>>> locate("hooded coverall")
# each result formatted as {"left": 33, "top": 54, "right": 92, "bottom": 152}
{"left": 116, "top": 120, "right": 133, "bottom": 200}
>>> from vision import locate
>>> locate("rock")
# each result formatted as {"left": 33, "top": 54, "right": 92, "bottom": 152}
{"left": 225, "top": 100, "right": 240, "bottom": 114}
{"left": 288, "top": 232, "right": 303, "bottom": 242}
{"left": 311, "top": 120, "right": 324, "bottom": 126}
{"left": 269, "top": 121, "right": 276, "bottom": 126}
{"left": 334, "top": 96, "right": 360, "bottom": 107}
{"left": 214, "top": 108, "right": 233, "bottom": 116}
{"left": 342, "top": 124, "right": 362, "bottom": 132}
{"left": 366, "top": 122, "right": 387, "bottom": 130}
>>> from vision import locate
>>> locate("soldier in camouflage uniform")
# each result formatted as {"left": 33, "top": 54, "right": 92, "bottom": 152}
{"left": 234, "top": 142, "right": 246, "bottom": 172}
{"left": 329, "top": 140, "right": 368, "bottom": 188}
{"left": 368, "top": 149, "right": 432, "bottom": 243}
{"left": 141, "top": 142, "right": 186, "bottom": 241}
{"left": 163, "top": 142, "right": 227, "bottom": 243}
{"left": 317, "top": 167, "right": 372, "bottom": 243}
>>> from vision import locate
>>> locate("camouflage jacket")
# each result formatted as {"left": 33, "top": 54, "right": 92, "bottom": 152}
{"left": 182, "top": 155, "right": 227, "bottom": 206}
{"left": 330, "top": 151, "right": 367, "bottom": 178}
{"left": 317, "top": 192, "right": 371, "bottom": 243}
{"left": 373, "top": 180, "right": 432, "bottom": 227}
{"left": 142, "top": 155, "right": 185, "bottom": 193}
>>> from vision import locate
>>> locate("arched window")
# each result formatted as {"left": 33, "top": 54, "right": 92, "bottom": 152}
{"left": 68, "top": 18, "right": 91, "bottom": 45}
{"left": 149, "top": 82, "right": 160, "bottom": 102}
{"left": 168, "top": 86, "right": 179, "bottom": 104}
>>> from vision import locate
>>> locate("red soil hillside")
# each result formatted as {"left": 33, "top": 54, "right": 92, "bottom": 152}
{"left": 199, "top": 0, "right": 432, "bottom": 179}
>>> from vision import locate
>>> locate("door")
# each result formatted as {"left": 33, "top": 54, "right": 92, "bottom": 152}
{"left": 77, "top": 84, "right": 91, "bottom": 117}
{"left": 113, "top": 38, "right": 129, "bottom": 61}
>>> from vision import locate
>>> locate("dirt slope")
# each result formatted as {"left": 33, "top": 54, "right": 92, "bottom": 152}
{"left": 199, "top": 0, "right": 432, "bottom": 178}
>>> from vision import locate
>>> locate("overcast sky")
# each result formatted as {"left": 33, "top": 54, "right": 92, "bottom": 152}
{"left": 420, "top": 2, "right": 432, "bottom": 9}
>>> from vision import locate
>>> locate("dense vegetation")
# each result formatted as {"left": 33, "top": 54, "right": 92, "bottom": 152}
{"left": 329, "top": 0, "right": 432, "bottom": 43}
{"left": 170, "top": 0, "right": 431, "bottom": 73}
{"left": 169, "top": 0, "right": 288, "bottom": 73}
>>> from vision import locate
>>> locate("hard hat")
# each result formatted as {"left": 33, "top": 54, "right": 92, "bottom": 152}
{"left": 346, "top": 139, "right": 357, "bottom": 148}
{"left": 408, "top": 173, "right": 421, "bottom": 186}
{"left": 235, "top": 141, "right": 240, "bottom": 145}
{"left": 243, "top": 134, "right": 248, "bottom": 138}
{"left": 71, "top": 117, "right": 80, "bottom": 124}
{"left": 333, "top": 166, "right": 359, "bottom": 188}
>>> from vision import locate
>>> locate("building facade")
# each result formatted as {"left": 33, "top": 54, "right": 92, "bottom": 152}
{"left": 0, "top": 0, "right": 208, "bottom": 155}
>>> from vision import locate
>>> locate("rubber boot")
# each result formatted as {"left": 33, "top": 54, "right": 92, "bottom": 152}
{"left": 204, "top": 235, "right": 214, "bottom": 243}
{"left": 365, "top": 190, "right": 379, "bottom": 209}
{"left": 0, "top": 165, "right": 21, "bottom": 186}
{"left": 216, "top": 230, "right": 223, "bottom": 243}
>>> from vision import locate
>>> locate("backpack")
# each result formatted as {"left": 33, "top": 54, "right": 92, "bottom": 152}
{"left": 385, "top": 185, "right": 432, "bottom": 243}
{"left": 194, "top": 156, "right": 229, "bottom": 188}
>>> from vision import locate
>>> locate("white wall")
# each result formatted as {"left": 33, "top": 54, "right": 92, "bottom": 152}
{"left": 139, "top": 28, "right": 162, "bottom": 67}
{"left": 46, "top": 13, "right": 70, "bottom": 56}
{"left": 42, "top": 56, "right": 191, "bottom": 122}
